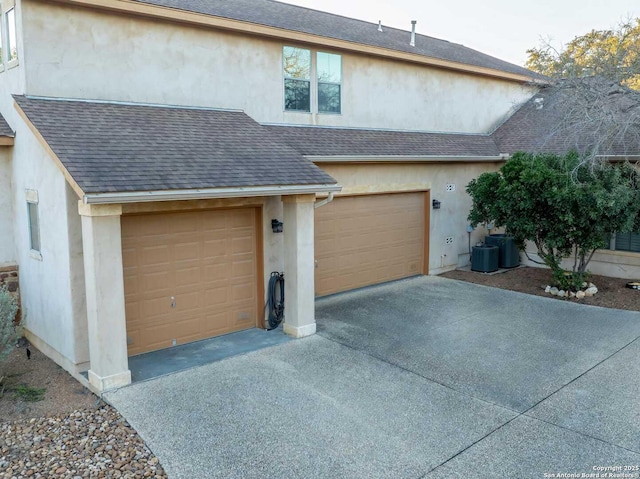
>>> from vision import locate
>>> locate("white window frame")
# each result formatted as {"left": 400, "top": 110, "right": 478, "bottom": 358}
{"left": 26, "top": 189, "right": 42, "bottom": 261}
{"left": 282, "top": 46, "right": 342, "bottom": 115}
{"left": 1, "top": 0, "right": 18, "bottom": 69}
{"left": 316, "top": 51, "right": 342, "bottom": 115}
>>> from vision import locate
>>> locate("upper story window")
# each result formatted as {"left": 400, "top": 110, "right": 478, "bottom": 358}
{"left": 317, "top": 52, "right": 342, "bottom": 113}
{"left": 0, "top": 16, "right": 3, "bottom": 67}
{"left": 283, "top": 46, "right": 342, "bottom": 114}
{"left": 5, "top": 7, "right": 16, "bottom": 62}
{"left": 283, "top": 46, "right": 311, "bottom": 112}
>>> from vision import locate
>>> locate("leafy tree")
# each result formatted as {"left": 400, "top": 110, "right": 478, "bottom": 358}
{"left": 467, "top": 152, "right": 640, "bottom": 290}
{"left": 526, "top": 18, "right": 640, "bottom": 90}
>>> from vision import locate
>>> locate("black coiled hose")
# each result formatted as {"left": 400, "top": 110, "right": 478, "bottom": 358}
{"left": 265, "top": 272, "right": 285, "bottom": 330}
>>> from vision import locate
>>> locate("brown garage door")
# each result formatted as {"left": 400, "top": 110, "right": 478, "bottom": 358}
{"left": 121, "top": 208, "right": 259, "bottom": 356}
{"left": 315, "top": 192, "right": 427, "bottom": 297}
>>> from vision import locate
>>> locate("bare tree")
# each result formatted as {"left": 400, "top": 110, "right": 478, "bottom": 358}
{"left": 522, "top": 19, "right": 640, "bottom": 165}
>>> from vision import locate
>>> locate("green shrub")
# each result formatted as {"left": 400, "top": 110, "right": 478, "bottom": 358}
{"left": 0, "top": 285, "right": 20, "bottom": 362}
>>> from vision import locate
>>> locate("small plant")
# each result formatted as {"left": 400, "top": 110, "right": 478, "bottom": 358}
{"left": 0, "top": 285, "right": 21, "bottom": 362}
{"left": 12, "top": 384, "right": 46, "bottom": 402}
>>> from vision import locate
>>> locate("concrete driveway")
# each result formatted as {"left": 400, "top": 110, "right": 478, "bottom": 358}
{"left": 105, "top": 276, "right": 640, "bottom": 478}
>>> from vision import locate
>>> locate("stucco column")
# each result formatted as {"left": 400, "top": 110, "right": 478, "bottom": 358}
{"left": 78, "top": 203, "right": 131, "bottom": 392}
{"left": 282, "top": 194, "right": 316, "bottom": 338}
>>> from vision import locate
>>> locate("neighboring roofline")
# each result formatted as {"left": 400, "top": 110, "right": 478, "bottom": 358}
{"left": 51, "top": 0, "right": 544, "bottom": 84}
{"left": 307, "top": 155, "right": 509, "bottom": 163}
{"left": 83, "top": 184, "right": 343, "bottom": 204}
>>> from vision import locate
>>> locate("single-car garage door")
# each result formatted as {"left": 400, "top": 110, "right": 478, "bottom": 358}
{"left": 122, "top": 208, "right": 260, "bottom": 356}
{"left": 315, "top": 192, "right": 427, "bottom": 297}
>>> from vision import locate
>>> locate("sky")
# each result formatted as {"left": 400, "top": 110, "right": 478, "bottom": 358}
{"left": 280, "top": 0, "right": 639, "bottom": 67}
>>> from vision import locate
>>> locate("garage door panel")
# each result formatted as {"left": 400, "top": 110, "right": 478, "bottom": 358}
{"left": 315, "top": 193, "right": 426, "bottom": 297}
{"left": 174, "top": 241, "right": 201, "bottom": 262}
{"left": 122, "top": 208, "right": 259, "bottom": 356}
{"left": 174, "top": 266, "right": 201, "bottom": 286}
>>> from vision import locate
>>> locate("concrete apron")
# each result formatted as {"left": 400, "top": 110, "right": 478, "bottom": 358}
{"left": 105, "top": 276, "right": 640, "bottom": 478}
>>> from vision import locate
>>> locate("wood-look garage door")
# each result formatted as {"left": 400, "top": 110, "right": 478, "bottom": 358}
{"left": 315, "top": 192, "right": 427, "bottom": 297}
{"left": 122, "top": 208, "right": 259, "bottom": 356}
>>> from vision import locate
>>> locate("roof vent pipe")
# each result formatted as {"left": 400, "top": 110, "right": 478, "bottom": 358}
{"left": 410, "top": 20, "right": 417, "bottom": 47}
{"left": 378, "top": 20, "right": 383, "bottom": 32}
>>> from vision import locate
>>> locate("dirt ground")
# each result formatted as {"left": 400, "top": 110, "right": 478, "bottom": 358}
{"left": 0, "top": 344, "right": 98, "bottom": 422}
{"left": 441, "top": 266, "right": 640, "bottom": 312}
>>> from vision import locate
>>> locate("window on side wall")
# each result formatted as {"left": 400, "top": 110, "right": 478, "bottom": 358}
{"left": 283, "top": 46, "right": 311, "bottom": 112}
{"left": 27, "top": 201, "right": 40, "bottom": 253}
{"left": 613, "top": 231, "right": 640, "bottom": 253}
{"left": 0, "top": 13, "right": 3, "bottom": 68}
{"left": 6, "top": 7, "right": 16, "bottom": 62}
{"left": 317, "top": 52, "right": 342, "bottom": 114}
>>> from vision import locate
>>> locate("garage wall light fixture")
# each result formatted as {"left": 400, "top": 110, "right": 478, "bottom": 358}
{"left": 432, "top": 199, "right": 441, "bottom": 209}
{"left": 271, "top": 219, "right": 284, "bottom": 233}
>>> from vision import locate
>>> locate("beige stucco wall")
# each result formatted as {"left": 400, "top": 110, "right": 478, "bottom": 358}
{"left": 22, "top": 1, "right": 534, "bottom": 134}
{"left": 523, "top": 248, "right": 640, "bottom": 280}
{"left": 9, "top": 116, "right": 89, "bottom": 370}
{"left": 318, "top": 161, "right": 503, "bottom": 274}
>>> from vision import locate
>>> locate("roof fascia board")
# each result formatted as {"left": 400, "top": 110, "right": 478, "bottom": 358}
{"left": 13, "top": 100, "right": 86, "bottom": 198}
{"left": 0, "top": 137, "right": 14, "bottom": 146}
{"left": 308, "top": 155, "right": 508, "bottom": 163}
{"left": 50, "top": 0, "right": 541, "bottom": 84}
{"left": 83, "top": 184, "right": 343, "bottom": 204}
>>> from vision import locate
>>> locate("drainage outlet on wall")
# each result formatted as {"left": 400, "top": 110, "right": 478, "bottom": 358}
{"left": 445, "top": 237, "right": 454, "bottom": 245}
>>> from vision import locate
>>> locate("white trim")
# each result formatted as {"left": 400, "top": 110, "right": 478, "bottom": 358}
{"left": 25, "top": 188, "right": 38, "bottom": 203}
{"left": 83, "top": 184, "right": 343, "bottom": 205}
{"left": 29, "top": 250, "right": 42, "bottom": 261}
{"left": 307, "top": 155, "right": 508, "bottom": 163}
{"left": 283, "top": 322, "right": 316, "bottom": 338}
{"left": 262, "top": 122, "right": 493, "bottom": 136}
{"left": 88, "top": 369, "right": 132, "bottom": 393}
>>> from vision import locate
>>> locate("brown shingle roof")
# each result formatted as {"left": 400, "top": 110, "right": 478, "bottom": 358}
{"left": 14, "top": 96, "right": 337, "bottom": 194}
{"left": 0, "top": 113, "right": 14, "bottom": 138}
{"left": 135, "top": 0, "right": 540, "bottom": 79}
{"left": 266, "top": 125, "right": 501, "bottom": 158}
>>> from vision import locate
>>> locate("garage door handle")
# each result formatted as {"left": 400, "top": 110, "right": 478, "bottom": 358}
{"left": 171, "top": 296, "right": 176, "bottom": 308}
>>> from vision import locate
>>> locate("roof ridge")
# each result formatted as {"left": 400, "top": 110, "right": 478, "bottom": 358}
{"left": 264, "top": 0, "right": 455, "bottom": 44}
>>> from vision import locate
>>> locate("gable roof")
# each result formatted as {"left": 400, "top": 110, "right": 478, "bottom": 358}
{"left": 266, "top": 125, "right": 501, "bottom": 158}
{"left": 133, "top": 0, "right": 539, "bottom": 80}
{"left": 492, "top": 79, "right": 640, "bottom": 157}
{"left": 14, "top": 96, "right": 337, "bottom": 196}
{"left": 0, "top": 113, "right": 14, "bottom": 138}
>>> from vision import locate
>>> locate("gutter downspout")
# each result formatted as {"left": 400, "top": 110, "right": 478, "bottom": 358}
{"left": 314, "top": 191, "right": 335, "bottom": 209}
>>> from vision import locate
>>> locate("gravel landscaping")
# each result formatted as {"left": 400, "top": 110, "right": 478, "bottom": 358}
{"left": 1, "top": 346, "right": 167, "bottom": 478}
{"left": 0, "top": 405, "right": 167, "bottom": 478}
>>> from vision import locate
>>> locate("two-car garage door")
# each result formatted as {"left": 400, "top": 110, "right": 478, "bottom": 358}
{"left": 122, "top": 208, "right": 259, "bottom": 356}
{"left": 315, "top": 192, "right": 427, "bottom": 297}
{"left": 121, "top": 192, "right": 427, "bottom": 355}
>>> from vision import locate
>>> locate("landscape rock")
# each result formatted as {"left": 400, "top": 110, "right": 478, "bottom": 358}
{"left": 576, "top": 290, "right": 586, "bottom": 299}
{"left": 557, "top": 290, "right": 566, "bottom": 298}
{"left": 545, "top": 285, "right": 551, "bottom": 293}
{"left": 0, "top": 405, "right": 167, "bottom": 478}
{"left": 550, "top": 287, "right": 559, "bottom": 296}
